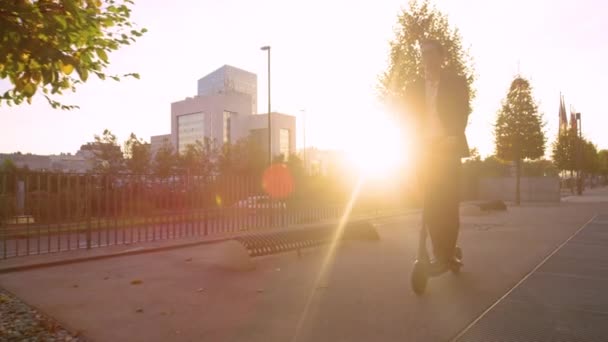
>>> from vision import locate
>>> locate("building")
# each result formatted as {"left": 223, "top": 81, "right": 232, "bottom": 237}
{"left": 165, "top": 65, "right": 296, "bottom": 158}
{"left": 150, "top": 134, "right": 172, "bottom": 156}
{"left": 171, "top": 92, "right": 252, "bottom": 154}
{"left": 49, "top": 153, "right": 89, "bottom": 173}
{"left": 248, "top": 113, "right": 296, "bottom": 159}
{"left": 0, "top": 151, "right": 91, "bottom": 173}
{"left": 197, "top": 65, "right": 257, "bottom": 115}
{"left": 0, "top": 153, "right": 51, "bottom": 171}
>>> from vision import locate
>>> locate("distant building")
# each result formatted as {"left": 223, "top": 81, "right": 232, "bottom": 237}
{"left": 49, "top": 153, "right": 89, "bottom": 173}
{"left": 248, "top": 113, "right": 296, "bottom": 159}
{"left": 198, "top": 65, "right": 257, "bottom": 115}
{"left": 0, "top": 151, "right": 91, "bottom": 173}
{"left": 162, "top": 65, "right": 296, "bottom": 158}
{"left": 0, "top": 153, "right": 51, "bottom": 171}
{"left": 150, "top": 134, "right": 172, "bottom": 156}
{"left": 171, "top": 93, "right": 252, "bottom": 154}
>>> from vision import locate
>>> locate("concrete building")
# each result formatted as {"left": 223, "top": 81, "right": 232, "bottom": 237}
{"left": 166, "top": 65, "right": 296, "bottom": 158}
{"left": 150, "top": 134, "right": 172, "bottom": 156}
{"left": 197, "top": 65, "right": 257, "bottom": 115}
{"left": 248, "top": 113, "right": 296, "bottom": 159}
{"left": 171, "top": 93, "right": 252, "bottom": 154}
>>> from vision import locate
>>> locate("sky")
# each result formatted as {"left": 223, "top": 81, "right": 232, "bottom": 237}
{"left": 1, "top": 0, "right": 607, "bottom": 158}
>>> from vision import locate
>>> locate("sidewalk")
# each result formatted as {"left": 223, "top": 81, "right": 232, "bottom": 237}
{"left": 0, "top": 199, "right": 606, "bottom": 341}
{"left": 455, "top": 213, "right": 608, "bottom": 341}
{"left": 562, "top": 185, "right": 608, "bottom": 203}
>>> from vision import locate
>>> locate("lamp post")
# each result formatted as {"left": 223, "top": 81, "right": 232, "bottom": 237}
{"left": 300, "top": 109, "right": 307, "bottom": 172}
{"left": 260, "top": 45, "right": 271, "bottom": 166}
{"left": 576, "top": 112, "right": 582, "bottom": 195}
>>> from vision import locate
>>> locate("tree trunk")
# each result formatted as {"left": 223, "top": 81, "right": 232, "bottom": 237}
{"left": 570, "top": 170, "right": 575, "bottom": 194}
{"left": 515, "top": 158, "right": 521, "bottom": 205}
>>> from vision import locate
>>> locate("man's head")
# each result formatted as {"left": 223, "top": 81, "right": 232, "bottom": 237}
{"left": 420, "top": 39, "right": 444, "bottom": 75}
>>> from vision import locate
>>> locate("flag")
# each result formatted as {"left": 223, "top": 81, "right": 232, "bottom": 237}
{"left": 558, "top": 94, "right": 568, "bottom": 134}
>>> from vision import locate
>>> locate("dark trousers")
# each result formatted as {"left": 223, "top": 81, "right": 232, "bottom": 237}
{"left": 421, "top": 154, "right": 461, "bottom": 263}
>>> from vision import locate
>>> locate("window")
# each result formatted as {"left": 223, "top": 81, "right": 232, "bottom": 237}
{"left": 280, "top": 129, "right": 290, "bottom": 160}
{"left": 177, "top": 112, "right": 204, "bottom": 154}
{"left": 223, "top": 111, "right": 234, "bottom": 144}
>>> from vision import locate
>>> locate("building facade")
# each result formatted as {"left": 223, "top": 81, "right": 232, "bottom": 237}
{"left": 150, "top": 134, "right": 173, "bottom": 156}
{"left": 164, "top": 65, "right": 296, "bottom": 159}
{"left": 171, "top": 93, "right": 252, "bottom": 154}
{"left": 197, "top": 65, "right": 257, "bottom": 115}
{"left": 248, "top": 113, "right": 296, "bottom": 159}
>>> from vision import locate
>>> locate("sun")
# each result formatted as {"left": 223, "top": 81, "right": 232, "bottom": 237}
{"left": 344, "top": 112, "right": 409, "bottom": 180}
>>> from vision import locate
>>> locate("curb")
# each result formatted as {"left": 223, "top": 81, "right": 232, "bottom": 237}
{"left": 0, "top": 236, "right": 230, "bottom": 274}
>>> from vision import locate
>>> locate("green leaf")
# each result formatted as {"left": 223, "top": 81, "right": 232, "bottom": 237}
{"left": 54, "top": 15, "right": 68, "bottom": 29}
{"left": 96, "top": 49, "right": 108, "bottom": 63}
{"left": 76, "top": 67, "right": 89, "bottom": 82}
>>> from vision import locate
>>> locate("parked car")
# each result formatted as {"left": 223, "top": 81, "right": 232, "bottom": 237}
{"left": 234, "top": 195, "right": 286, "bottom": 216}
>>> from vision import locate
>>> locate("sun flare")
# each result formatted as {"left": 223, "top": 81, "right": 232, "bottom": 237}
{"left": 344, "top": 113, "right": 408, "bottom": 179}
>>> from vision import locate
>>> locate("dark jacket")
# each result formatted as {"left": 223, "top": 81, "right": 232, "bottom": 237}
{"left": 406, "top": 70, "right": 470, "bottom": 158}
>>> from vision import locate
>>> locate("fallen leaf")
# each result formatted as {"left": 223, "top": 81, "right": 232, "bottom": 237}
{"left": 131, "top": 280, "right": 143, "bottom": 285}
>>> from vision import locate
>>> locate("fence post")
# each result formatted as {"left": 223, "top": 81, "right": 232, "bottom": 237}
{"left": 86, "top": 175, "right": 92, "bottom": 250}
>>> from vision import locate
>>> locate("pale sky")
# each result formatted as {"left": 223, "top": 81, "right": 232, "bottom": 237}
{"left": 1, "top": 0, "right": 607, "bottom": 158}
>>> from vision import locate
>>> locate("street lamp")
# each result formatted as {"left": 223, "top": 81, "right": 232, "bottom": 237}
{"left": 260, "top": 45, "right": 271, "bottom": 166}
{"left": 300, "top": 109, "right": 307, "bottom": 172}
{"left": 576, "top": 112, "right": 582, "bottom": 195}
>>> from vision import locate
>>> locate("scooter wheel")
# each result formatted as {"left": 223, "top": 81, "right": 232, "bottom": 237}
{"left": 411, "top": 260, "right": 428, "bottom": 295}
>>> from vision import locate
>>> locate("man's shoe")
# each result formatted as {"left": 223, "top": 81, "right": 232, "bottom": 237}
{"left": 448, "top": 255, "right": 463, "bottom": 274}
{"left": 428, "top": 260, "right": 449, "bottom": 276}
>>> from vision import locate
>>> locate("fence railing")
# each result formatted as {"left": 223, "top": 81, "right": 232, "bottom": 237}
{"left": 0, "top": 172, "right": 404, "bottom": 259}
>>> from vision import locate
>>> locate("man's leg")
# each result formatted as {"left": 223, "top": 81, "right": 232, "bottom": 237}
{"left": 426, "top": 157, "right": 461, "bottom": 264}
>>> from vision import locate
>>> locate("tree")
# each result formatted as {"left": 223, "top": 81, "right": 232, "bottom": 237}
{"left": 218, "top": 137, "right": 266, "bottom": 178}
{"left": 598, "top": 149, "right": 608, "bottom": 184}
{"left": 179, "top": 138, "right": 220, "bottom": 179}
{"left": 380, "top": 0, "right": 475, "bottom": 114}
{"left": 0, "top": 0, "right": 146, "bottom": 109}
{"left": 552, "top": 128, "right": 578, "bottom": 174}
{"left": 84, "top": 129, "right": 124, "bottom": 173}
{"left": 494, "top": 76, "right": 546, "bottom": 205}
{"left": 179, "top": 143, "right": 203, "bottom": 174}
{"left": 1, "top": 159, "right": 18, "bottom": 174}
{"left": 124, "top": 133, "right": 150, "bottom": 174}
{"left": 153, "top": 138, "right": 176, "bottom": 178}
{"left": 582, "top": 140, "right": 599, "bottom": 175}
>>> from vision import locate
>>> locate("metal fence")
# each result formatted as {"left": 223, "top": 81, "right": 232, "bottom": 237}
{"left": 0, "top": 172, "right": 398, "bottom": 259}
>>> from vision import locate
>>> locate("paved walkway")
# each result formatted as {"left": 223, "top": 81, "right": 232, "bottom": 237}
{"left": 455, "top": 213, "right": 608, "bottom": 341}
{"left": 0, "top": 191, "right": 607, "bottom": 341}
